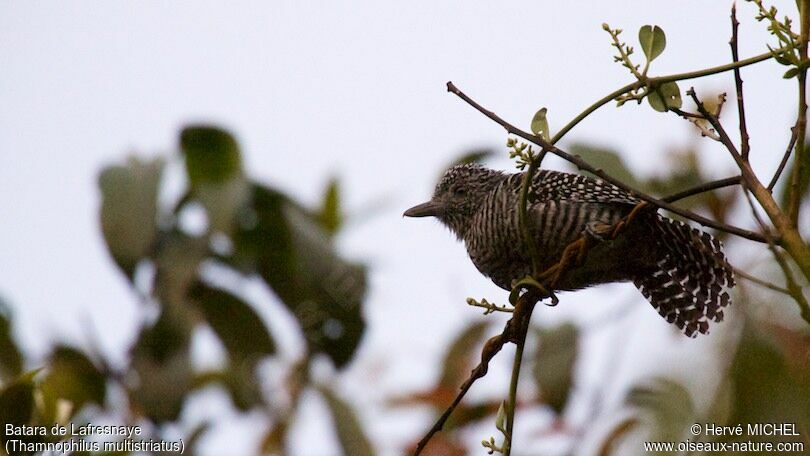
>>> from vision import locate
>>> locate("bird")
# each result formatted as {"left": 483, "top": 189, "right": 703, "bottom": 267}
{"left": 404, "top": 163, "right": 734, "bottom": 337}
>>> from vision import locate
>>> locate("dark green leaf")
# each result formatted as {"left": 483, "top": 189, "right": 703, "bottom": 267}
{"left": 639, "top": 25, "right": 666, "bottom": 63}
{"left": 194, "top": 363, "right": 265, "bottom": 412}
{"left": 316, "top": 177, "right": 342, "bottom": 236}
{"left": 533, "top": 323, "right": 577, "bottom": 414}
{"left": 783, "top": 67, "right": 800, "bottom": 79}
{"left": 568, "top": 143, "right": 641, "bottom": 189}
{"left": 0, "top": 299, "right": 22, "bottom": 382}
{"left": 231, "top": 184, "right": 367, "bottom": 369}
{"left": 0, "top": 371, "right": 42, "bottom": 456}
{"left": 318, "top": 385, "right": 374, "bottom": 456}
{"left": 98, "top": 157, "right": 164, "bottom": 278}
{"left": 439, "top": 321, "right": 489, "bottom": 389}
{"left": 0, "top": 374, "right": 36, "bottom": 427}
{"left": 189, "top": 282, "right": 275, "bottom": 361}
{"left": 530, "top": 108, "right": 550, "bottom": 141}
{"left": 180, "top": 126, "right": 242, "bottom": 186}
{"left": 129, "top": 311, "right": 193, "bottom": 423}
{"left": 648, "top": 81, "right": 682, "bottom": 112}
{"left": 40, "top": 346, "right": 106, "bottom": 422}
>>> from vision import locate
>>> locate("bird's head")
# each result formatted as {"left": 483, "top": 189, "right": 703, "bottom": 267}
{"left": 404, "top": 163, "right": 504, "bottom": 238}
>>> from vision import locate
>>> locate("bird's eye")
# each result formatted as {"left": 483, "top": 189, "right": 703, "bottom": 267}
{"left": 453, "top": 186, "right": 466, "bottom": 196}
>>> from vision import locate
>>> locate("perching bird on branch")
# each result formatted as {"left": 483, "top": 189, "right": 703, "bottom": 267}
{"left": 404, "top": 164, "right": 734, "bottom": 337}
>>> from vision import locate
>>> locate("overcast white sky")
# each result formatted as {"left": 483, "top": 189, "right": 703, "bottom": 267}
{"left": 0, "top": 1, "right": 800, "bottom": 455}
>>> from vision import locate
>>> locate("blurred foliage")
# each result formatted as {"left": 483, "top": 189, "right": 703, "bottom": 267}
{"left": 532, "top": 323, "right": 578, "bottom": 414}
{"left": 0, "top": 125, "right": 369, "bottom": 455}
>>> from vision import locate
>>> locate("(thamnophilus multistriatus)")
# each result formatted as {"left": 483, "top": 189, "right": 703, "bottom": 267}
{"left": 404, "top": 163, "right": 734, "bottom": 337}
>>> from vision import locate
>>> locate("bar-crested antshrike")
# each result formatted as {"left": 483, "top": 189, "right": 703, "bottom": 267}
{"left": 404, "top": 164, "right": 734, "bottom": 337}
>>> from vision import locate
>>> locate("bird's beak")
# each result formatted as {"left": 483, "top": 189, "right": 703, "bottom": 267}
{"left": 403, "top": 201, "right": 443, "bottom": 218}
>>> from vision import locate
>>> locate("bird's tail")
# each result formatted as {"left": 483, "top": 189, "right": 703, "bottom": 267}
{"left": 633, "top": 215, "right": 734, "bottom": 337}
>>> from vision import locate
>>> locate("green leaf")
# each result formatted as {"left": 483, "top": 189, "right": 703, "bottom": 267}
{"left": 318, "top": 385, "right": 374, "bottom": 456}
{"left": 439, "top": 321, "right": 489, "bottom": 389}
{"left": 530, "top": 108, "right": 550, "bottom": 141}
{"left": 784, "top": 67, "right": 800, "bottom": 79}
{"left": 0, "top": 299, "right": 22, "bottom": 382}
{"left": 0, "top": 373, "right": 36, "bottom": 428}
{"left": 98, "top": 157, "right": 164, "bottom": 278}
{"left": 626, "top": 378, "right": 694, "bottom": 444}
{"left": 639, "top": 25, "right": 666, "bottom": 63}
{"left": 316, "top": 177, "right": 342, "bottom": 236}
{"left": 533, "top": 323, "right": 578, "bottom": 414}
{"left": 40, "top": 346, "right": 106, "bottom": 422}
{"left": 129, "top": 311, "right": 193, "bottom": 423}
{"left": 189, "top": 282, "right": 275, "bottom": 362}
{"left": 231, "top": 184, "right": 367, "bottom": 369}
{"left": 495, "top": 400, "right": 507, "bottom": 434}
{"left": 647, "top": 81, "right": 682, "bottom": 112}
{"left": 568, "top": 144, "right": 641, "bottom": 189}
{"left": 179, "top": 127, "right": 250, "bottom": 235}
{"left": 180, "top": 126, "right": 242, "bottom": 186}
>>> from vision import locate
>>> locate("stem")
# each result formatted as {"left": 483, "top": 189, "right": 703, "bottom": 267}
{"left": 732, "top": 266, "right": 792, "bottom": 295}
{"left": 788, "top": 0, "right": 810, "bottom": 226}
{"left": 503, "top": 331, "right": 527, "bottom": 456}
{"left": 768, "top": 123, "right": 799, "bottom": 191}
{"left": 551, "top": 47, "right": 785, "bottom": 144}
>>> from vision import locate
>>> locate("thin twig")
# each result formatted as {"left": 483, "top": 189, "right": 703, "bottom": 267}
{"left": 446, "top": 81, "right": 771, "bottom": 244}
{"left": 669, "top": 107, "right": 705, "bottom": 119}
{"left": 730, "top": 4, "right": 751, "bottom": 160}
{"left": 732, "top": 266, "right": 792, "bottom": 295}
{"left": 768, "top": 123, "right": 799, "bottom": 191}
{"left": 662, "top": 176, "right": 742, "bottom": 203}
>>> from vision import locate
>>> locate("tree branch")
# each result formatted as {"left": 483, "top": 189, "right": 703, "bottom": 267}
{"left": 447, "top": 81, "right": 770, "bottom": 244}
{"left": 662, "top": 176, "right": 742, "bottom": 203}
{"left": 730, "top": 4, "right": 751, "bottom": 160}
{"left": 788, "top": 0, "right": 810, "bottom": 226}
{"left": 768, "top": 123, "right": 799, "bottom": 191}
{"left": 732, "top": 266, "right": 792, "bottom": 295}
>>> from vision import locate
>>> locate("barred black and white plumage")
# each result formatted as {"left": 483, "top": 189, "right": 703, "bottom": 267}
{"left": 404, "top": 163, "right": 734, "bottom": 337}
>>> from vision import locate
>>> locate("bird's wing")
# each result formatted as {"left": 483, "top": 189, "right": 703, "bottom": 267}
{"left": 529, "top": 170, "right": 640, "bottom": 205}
